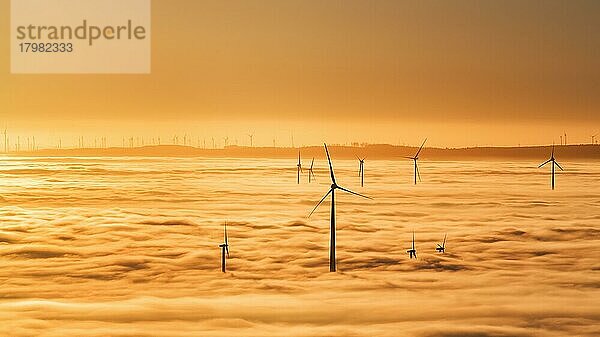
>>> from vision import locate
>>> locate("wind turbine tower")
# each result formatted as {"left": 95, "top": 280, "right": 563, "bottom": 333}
{"left": 309, "top": 144, "right": 372, "bottom": 272}
{"left": 297, "top": 151, "right": 302, "bottom": 184}
{"left": 357, "top": 157, "right": 366, "bottom": 187}
{"left": 538, "top": 144, "right": 564, "bottom": 190}
{"left": 404, "top": 139, "right": 427, "bottom": 185}
{"left": 218, "top": 222, "right": 230, "bottom": 273}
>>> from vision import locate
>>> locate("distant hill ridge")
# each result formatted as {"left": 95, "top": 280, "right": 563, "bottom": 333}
{"left": 7, "top": 144, "right": 600, "bottom": 160}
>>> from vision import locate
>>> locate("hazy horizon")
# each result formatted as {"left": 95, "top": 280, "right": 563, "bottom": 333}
{"left": 4, "top": 142, "right": 600, "bottom": 163}
{"left": 1, "top": 134, "right": 600, "bottom": 152}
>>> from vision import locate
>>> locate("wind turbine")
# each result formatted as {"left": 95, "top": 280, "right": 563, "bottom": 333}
{"left": 404, "top": 138, "right": 427, "bottom": 185}
{"left": 538, "top": 144, "right": 564, "bottom": 190}
{"left": 218, "top": 222, "right": 230, "bottom": 273}
{"left": 436, "top": 234, "right": 447, "bottom": 253}
{"left": 592, "top": 133, "right": 598, "bottom": 145}
{"left": 357, "top": 156, "right": 366, "bottom": 187}
{"left": 308, "top": 158, "right": 316, "bottom": 183}
{"left": 309, "top": 144, "right": 372, "bottom": 272}
{"left": 3, "top": 126, "right": 7, "bottom": 153}
{"left": 248, "top": 132, "right": 255, "bottom": 147}
{"left": 297, "top": 151, "right": 303, "bottom": 184}
{"left": 407, "top": 231, "right": 417, "bottom": 259}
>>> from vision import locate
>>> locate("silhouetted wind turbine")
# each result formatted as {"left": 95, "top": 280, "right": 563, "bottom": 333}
{"left": 248, "top": 132, "right": 254, "bottom": 147}
{"left": 357, "top": 156, "right": 366, "bottom": 187}
{"left": 309, "top": 144, "right": 372, "bottom": 272}
{"left": 2, "top": 126, "right": 7, "bottom": 153}
{"left": 592, "top": 133, "right": 598, "bottom": 145}
{"left": 538, "top": 144, "right": 564, "bottom": 190}
{"left": 405, "top": 139, "right": 427, "bottom": 185}
{"left": 436, "top": 234, "right": 447, "bottom": 253}
{"left": 218, "top": 222, "right": 230, "bottom": 273}
{"left": 297, "top": 151, "right": 303, "bottom": 184}
{"left": 407, "top": 231, "right": 417, "bottom": 259}
{"left": 308, "top": 158, "right": 316, "bottom": 183}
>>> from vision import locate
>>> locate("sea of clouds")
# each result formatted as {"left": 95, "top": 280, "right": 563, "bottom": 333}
{"left": 0, "top": 156, "right": 598, "bottom": 336}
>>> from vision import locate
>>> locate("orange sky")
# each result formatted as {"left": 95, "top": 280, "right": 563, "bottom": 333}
{"left": 1, "top": 0, "right": 599, "bottom": 148}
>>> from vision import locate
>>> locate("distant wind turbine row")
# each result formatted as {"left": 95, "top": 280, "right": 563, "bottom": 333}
{"left": 295, "top": 139, "right": 565, "bottom": 190}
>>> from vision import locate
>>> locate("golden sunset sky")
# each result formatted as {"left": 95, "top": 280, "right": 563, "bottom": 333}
{"left": 0, "top": 0, "right": 599, "bottom": 147}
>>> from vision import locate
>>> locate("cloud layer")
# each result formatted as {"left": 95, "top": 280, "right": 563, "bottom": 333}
{"left": 0, "top": 157, "right": 598, "bottom": 336}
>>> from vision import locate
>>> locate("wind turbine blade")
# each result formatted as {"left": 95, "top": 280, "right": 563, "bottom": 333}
{"left": 337, "top": 186, "right": 373, "bottom": 200}
{"left": 324, "top": 144, "right": 336, "bottom": 184}
{"left": 404, "top": 156, "right": 415, "bottom": 160}
{"left": 412, "top": 231, "right": 415, "bottom": 250}
{"left": 226, "top": 245, "right": 230, "bottom": 258}
{"left": 415, "top": 138, "right": 427, "bottom": 157}
{"left": 224, "top": 222, "right": 228, "bottom": 245}
{"left": 538, "top": 159, "right": 552, "bottom": 168}
{"left": 443, "top": 234, "right": 447, "bottom": 248}
{"left": 310, "top": 158, "right": 314, "bottom": 170}
{"left": 308, "top": 189, "right": 333, "bottom": 217}
{"left": 555, "top": 161, "right": 564, "bottom": 171}
{"left": 416, "top": 163, "right": 422, "bottom": 182}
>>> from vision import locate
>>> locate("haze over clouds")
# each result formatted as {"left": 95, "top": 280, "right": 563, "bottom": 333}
{"left": 1, "top": 156, "right": 598, "bottom": 336}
